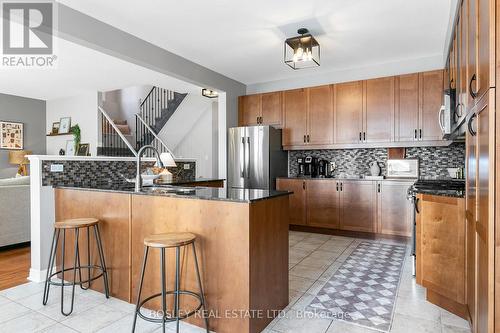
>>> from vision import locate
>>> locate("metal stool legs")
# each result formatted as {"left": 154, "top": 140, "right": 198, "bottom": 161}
{"left": 43, "top": 224, "right": 109, "bottom": 316}
{"left": 132, "top": 241, "right": 209, "bottom": 333}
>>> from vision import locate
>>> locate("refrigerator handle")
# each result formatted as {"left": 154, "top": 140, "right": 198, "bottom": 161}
{"left": 240, "top": 137, "right": 245, "bottom": 178}
{"left": 246, "top": 137, "right": 251, "bottom": 179}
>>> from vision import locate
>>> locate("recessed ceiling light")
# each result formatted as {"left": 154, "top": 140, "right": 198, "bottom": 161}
{"left": 284, "top": 28, "right": 320, "bottom": 70}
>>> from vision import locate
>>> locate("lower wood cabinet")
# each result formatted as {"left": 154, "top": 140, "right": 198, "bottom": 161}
{"left": 306, "top": 179, "right": 340, "bottom": 229}
{"left": 416, "top": 193, "right": 467, "bottom": 317}
{"left": 339, "top": 181, "right": 376, "bottom": 233}
{"left": 277, "top": 178, "right": 412, "bottom": 236}
{"left": 276, "top": 178, "right": 306, "bottom": 225}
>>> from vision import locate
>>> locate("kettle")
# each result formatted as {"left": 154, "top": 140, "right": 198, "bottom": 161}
{"left": 369, "top": 161, "right": 381, "bottom": 176}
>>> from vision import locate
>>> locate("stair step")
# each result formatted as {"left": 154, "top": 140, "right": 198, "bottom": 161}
{"left": 114, "top": 120, "right": 128, "bottom": 125}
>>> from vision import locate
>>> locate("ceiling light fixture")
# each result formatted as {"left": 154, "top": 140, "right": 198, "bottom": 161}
{"left": 202, "top": 88, "right": 218, "bottom": 98}
{"left": 284, "top": 28, "right": 320, "bottom": 70}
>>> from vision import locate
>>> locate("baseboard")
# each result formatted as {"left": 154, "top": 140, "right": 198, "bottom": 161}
{"left": 28, "top": 266, "right": 55, "bottom": 283}
{"left": 426, "top": 289, "right": 469, "bottom": 321}
{"left": 289, "top": 225, "right": 410, "bottom": 243}
{"left": 0, "top": 241, "right": 30, "bottom": 251}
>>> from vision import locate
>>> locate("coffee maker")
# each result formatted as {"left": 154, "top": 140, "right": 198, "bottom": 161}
{"left": 317, "top": 160, "right": 329, "bottom": 178}
{"left": 297, "top": 157, "right": 306, "bottom": 176}
{"left": 304, "top": 156, "right": 318, "bottom": 177}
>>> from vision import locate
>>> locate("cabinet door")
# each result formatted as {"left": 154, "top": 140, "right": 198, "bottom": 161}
{"left": 334, "top": 81, "right": 363, "bottom": 144}
{"left": 261, "top": 92, "right": 282, "bottom": 127}
{"left": 364, "top": 77, "right": 395, "bottom": 143}
{"left": 340, "top": 181, "right": 376, "bottom": 232}
{"left": 397, "top": 74, "right": 420, "bottom": 141}
{"left": 476, "top": 0, "right": 493, "bottom": 99}
{"left": 419, "top": 70, "right": 444, "bottom": 141}
{"left": 468, "top": 0, "right": 477, "bottom": 106}
{"left": 475, "top": 91, "right": 493, "bottom": 333}
{"left": 465, "top": 111, "right": 477, "bottom": 323}
{"left": 377, "top": 181, "right": 413, "bottom": 237}
{"left": 306, "top": 180, "right": 340, "bottom": 229}
{"left": 458, "top": 4, "right": 468, "bottom": 118}
{"left": 307, "top": 85, "right": 334, "bottom": 145}
{"left": 239, "top": 95, "right": 261, "bottom": 126}
{"left": 276, "top": 178, "right": 306, "bottom": 225}
{"left": 418, "top": 195, "right": 466, "bottom": 304}
{"left": 283, "top": 89, "right": 307, "bottom": 146}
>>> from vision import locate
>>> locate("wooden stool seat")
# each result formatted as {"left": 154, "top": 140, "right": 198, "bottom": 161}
{"left": 143, "top": 232, "right": 196, "bottom": 248}
{"left": 55, "top": 218, "right": 99, "bottom": 229}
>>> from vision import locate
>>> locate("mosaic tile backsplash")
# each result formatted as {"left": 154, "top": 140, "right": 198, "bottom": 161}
{"left": 42, "top": 160, "right": 196, "bottom": 187}
{"left": 288, "top": 143, "right": 465, "bottom": 180}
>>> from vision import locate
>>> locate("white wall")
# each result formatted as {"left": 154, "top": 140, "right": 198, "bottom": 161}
{"left": 46, "top": 93, "right": 98, "bottom": 156}
{"left": 159, "top": 94, "right": 218, "bottom": 178}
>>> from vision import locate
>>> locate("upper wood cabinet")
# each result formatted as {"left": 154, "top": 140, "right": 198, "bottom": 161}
{"left": 239, "top": 94, "right": 260, "bottom": 126}
{"left": 240, "top": 70, "right": 446, "bottom": 149}
{"left": 238, "top": 92, "right": 282, "bottom": 127}
{"left": 307, "top": 85, "right": 334, "bottom": 145}
{"left": 396, "top": 73, "right": 420, "bottom": 141}
{"left": 276, "top": 178, "right": 306, "bottom": 225}
{"left": 306, "top": 180, "right": 340, "bottom": 229}
{"left": 261, "top": 92, "right": 282, "bottom": 126}
{"left": 364, "top": 77, "right": 395, "bottom": 143}
{"left": 334, "top": 81, "right": 363, "bottom": 144}
{"left": 339, "top": 181, "right": 376, "bottom": 233}
{"left": 420, "top": 70, "right": 444, "bottom": 141}
{"left": 283, "top": 89, "right": 307, "bottom": 146}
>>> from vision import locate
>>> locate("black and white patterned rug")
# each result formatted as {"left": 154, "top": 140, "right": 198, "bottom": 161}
{"left": 306, "top": 242, "right": 407, "bottom": 332}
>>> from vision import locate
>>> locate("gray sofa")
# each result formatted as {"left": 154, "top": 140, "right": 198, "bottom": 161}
{"left": 0, "top": 175, "right": 30, "bottom": 247}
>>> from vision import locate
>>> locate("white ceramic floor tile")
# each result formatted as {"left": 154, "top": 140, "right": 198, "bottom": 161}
{"left": 440, "top": 309, "right": 470, "bottom": 330}
{"left": 0, "top": 282, "right": 45, "bottom": 301}
{"left": 273, "top": 310, "right": 332, "bottom": 333}
{"left": 0, "top": 311, "right": 56, "bottom": 333}
{"left": 289, "top": 264, "right": 325, "bottom": 280}
{"left": 299, "top": 256, "right": 335, "bottom": 270}
{"left": 441, "top": 323, "right": 471, "bottom": 333}
{"left": 0, "top": 295, "right": 10, "bottom": 307}
{"left": 394, "top": 295, "right": 441, "bottom": 322}
{"left": 96, "top": 313, "right": 160, "bottom": 333}
{"left": 60, "top": 304, "right": 128, "bottom": 333}
{"left": 38, "top": 323, "right": 78, "bottom": 332}
{"left": 289, "top": 275, "right": 316, "bottom": 293}
{"left": 326, "top": 320, "right": 379, "bottom": 333}
{"left": 0, "top": 301, "right": 31, "bottom": 324}
{"left": 390, "top": 313, "right": 442, "bottom": 333}
{"left": 35, "top": 292, "right": 100, "bottom": 322}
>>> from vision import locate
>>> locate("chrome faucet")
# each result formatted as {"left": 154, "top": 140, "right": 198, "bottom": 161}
{"left": 135, "top": 145, "right": 164, "bottom": 192}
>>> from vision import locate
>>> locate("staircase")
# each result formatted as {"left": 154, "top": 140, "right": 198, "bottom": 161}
{"left": 135, "top": 87, "right": 187, "bottom": 149}
{"left": 97, "top": 86, "right": 182, "bottom": 158}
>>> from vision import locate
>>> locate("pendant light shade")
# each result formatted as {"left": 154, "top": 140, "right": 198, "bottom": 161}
{"left": 284, "top": 28, "right": 320, "bottom": 70}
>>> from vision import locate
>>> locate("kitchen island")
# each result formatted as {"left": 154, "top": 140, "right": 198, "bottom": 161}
{"left": 54, "top": 184, "right": 290, "bottom": 333}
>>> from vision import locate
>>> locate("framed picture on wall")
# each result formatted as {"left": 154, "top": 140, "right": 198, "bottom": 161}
{"left": 65, "top": 140, "right": 75, "bottom": 156}
{"left": 0, "top": 121, "right": 24, "bottom": 150}
{"left": 59, "top": 117, "right": 71, "bottom": 134}
{"left": 51, "top": 122, "right": 60, "bottom": 134}
{"left": 76, "top": 143, "right": 89, "bottom": 156}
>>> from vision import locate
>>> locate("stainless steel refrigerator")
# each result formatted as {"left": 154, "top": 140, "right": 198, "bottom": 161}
{"left": 228, "top": 126, "right": 287, "bottom": 190}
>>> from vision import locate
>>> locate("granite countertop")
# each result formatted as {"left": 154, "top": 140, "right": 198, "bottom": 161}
{"left": 413, "top": 188, "right": 465, "bottom": 198}
{"left": 153, "top": 177, "right": 225, "bottom": 186}
{"left": 278, "top": 176, "right": 416, "bottom": 182}
{"left": 54, "top": 181, "right": 291, "bottom": 203}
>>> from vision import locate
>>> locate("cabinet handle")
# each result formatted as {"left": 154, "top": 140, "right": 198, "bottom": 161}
{"left": 377, "top": 183, "right": 381, "bottom": 193}
{"left": 303, "top": 181, "right": 306, "bottom": 190}
{"left": 414, "top": 129, "right": 417, "bottom": 140}
{"left": 359, "top": 132, "right": 362, "bottom": 141}
{"left": 336, "top": 182, "right": 339, "bottom": 191}
{"left": 469, "top": 74, "right": 478, "bottom": 99}
{"left": 468, "top": 113, "right": 477, "bottom": 136}
{"left": 419, "top": 129, "right": 422, "bottom": 140}
{"left": 260, "top": 116, "right": 263, "bottom": 124}
{"left": 303, "top": 135, "right": 306, "bottom": 143}
{"left": 307, "top": 135, "right": 310, "bottom": 142}
{"left": 363, "top": 132, "right": 366, "bottom": 141}
{"left": 340, "top": 182, "right": 343, "bottom": 191}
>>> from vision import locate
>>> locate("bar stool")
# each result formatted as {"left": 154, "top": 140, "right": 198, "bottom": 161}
{"left": 42, "top": 218, "right": 110, "bottom": 316}
{"left": 132, "top": 232, "right": 209, "bottom": 333}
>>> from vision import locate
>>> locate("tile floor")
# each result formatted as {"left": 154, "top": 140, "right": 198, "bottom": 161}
{"left": 0, "top": 231, "right": 471, "bottom": 333}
